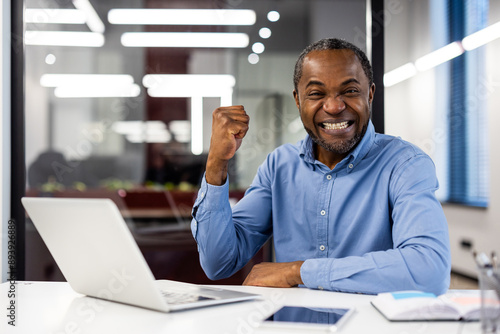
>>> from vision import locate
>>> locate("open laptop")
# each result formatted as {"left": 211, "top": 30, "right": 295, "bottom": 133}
{"left": 21, "top": 197, "right": 260, "bottom": 312}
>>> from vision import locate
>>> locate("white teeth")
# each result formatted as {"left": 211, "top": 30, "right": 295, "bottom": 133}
{"left": 323, "top": 121, "right": 349, "bottom": 130}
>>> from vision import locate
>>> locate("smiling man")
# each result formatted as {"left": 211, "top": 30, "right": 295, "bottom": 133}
{"left": 191, "top": 38, "right": 451, "bottom": 295}
{"left": 293, "top": 47, "right": 374, "bottom": 169}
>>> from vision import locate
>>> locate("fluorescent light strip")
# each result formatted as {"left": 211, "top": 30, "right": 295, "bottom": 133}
{"left": 148, "top": 87, "right": 233, "bottom": 98}
{"left": 169, "top": 120, "right": 190, "bottom": 133}
{"left": 127, "top": 132, "right": 171, "bottom": 143}
{"left": 121, "top": 32, "right": 249, "bottom": 48}
{"left": 41, "top": 74, "right": 140, "bottom": 98}
{"left": 462, "top": 21, "right": 500, "bottom": 51}
{"left": 143, "top": 74, "right": 235, "bottom": 97}
{"left": 54, "top": 84, "right": 140, "bottom": 98}
{"left": 383, "top": 63, "right": 417, "bottom": 87}
{"left": 25, "top": 9, "right": 86, "bottom": 24}
{"left": 108, "top": 8, "right": 256, "bottom": 26}
{"left": 25, "top": 31, "right": 104, "bottom": 47}
{"left": 143, "top": 74, "right": 236, "bottom": 87}
{"left": 169, "top": 120, "right": 191, "bottom": 143}
{"left": 41, "top": 74, "right": 134, "bottom": 87}
{"left": 112, "top": 121, "right": 166, "bottom": 134}
{"left": 72, "top": 0, "right": 105, "bottom": 33}
{"left": 168, "top": 120, "right": 191, "bottom": 143}
{"left": 415, "top": 41, "right": 464, "bottom": 72}
{"left": 220, "top": 93, "right": 233, "bottom": 107}
{"left": 385, "top": 21, "right": 500, "bottom": 87}
{"left": 191, "top": 97, "right": 204, "bottom": 155}
{"left": 114, "top": 121, "right": 172, "bottom": 143}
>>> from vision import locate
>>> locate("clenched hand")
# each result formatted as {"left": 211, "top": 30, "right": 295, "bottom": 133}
{"left": 206, "top": 105, "right": 250, "bottom": 185}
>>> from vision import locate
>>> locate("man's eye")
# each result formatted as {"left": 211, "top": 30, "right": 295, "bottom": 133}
{"left": 344, "top": 89, "right": 359, "bottom": 94}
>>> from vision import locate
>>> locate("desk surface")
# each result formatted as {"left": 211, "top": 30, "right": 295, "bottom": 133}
{"left": 1, "top": 281, "right": 481, "bottom": 334}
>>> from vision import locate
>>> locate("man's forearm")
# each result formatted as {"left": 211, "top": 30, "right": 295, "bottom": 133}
{"left": 243, "top": 261, "right": 305, "bottom": 287}
{"left": 300, "top": 245, "right": 450, "bottom": 295}
{"left": 205, "top": 156, "right": 229, "bottom": 186}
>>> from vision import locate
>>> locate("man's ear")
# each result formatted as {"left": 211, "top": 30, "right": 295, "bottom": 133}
{"left": 368, "top": 83, "right": 376, "bottom": 105}
{"left": 293, "top": 90, "right": 300, "bottom": 110}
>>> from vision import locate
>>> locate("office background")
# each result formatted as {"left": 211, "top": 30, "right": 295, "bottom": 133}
{"left": 0, "top": 0, "right": 498, "bottom": 284}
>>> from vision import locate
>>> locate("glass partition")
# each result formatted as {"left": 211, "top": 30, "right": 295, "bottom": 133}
{"left": 23, "top": 0, "right": 367, "bottom": 282}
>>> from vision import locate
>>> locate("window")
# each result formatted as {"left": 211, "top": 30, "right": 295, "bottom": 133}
{"left": 384, "top": 0, "right": 491, "bottom": 207}
{"left": 445, "top": 0, "right": 489, "bottom": 207}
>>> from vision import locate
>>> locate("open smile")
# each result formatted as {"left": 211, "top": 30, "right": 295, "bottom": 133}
{"left": 319, "top": 120, "right": 354, "bottom": 130}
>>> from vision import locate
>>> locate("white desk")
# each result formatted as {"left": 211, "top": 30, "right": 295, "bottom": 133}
{"left": 1, "top": 281, "right": 481, "bottom": 334}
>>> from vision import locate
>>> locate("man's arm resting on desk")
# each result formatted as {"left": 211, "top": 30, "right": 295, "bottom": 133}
{"left": 297, "top": 245, "right": 450, "bottom": 295}
{"left": 242, "top": 246, "right": 448, "bottom": 294}
{"left": 243, "top": 261, "right": 304, "bottom": 287}
{"left": 245, "top": 155, "right": 450, "bottom": 295}
{"left": 242, "top": 242, "right": 449, "bottom": 295}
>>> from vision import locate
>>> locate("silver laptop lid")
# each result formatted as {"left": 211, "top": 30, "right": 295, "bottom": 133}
{"left": 22, "top": 197, "right": 170, "bottom": 312}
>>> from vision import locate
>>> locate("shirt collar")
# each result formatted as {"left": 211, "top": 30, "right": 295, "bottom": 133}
{"left": 299, "top": 120, "right": 375, "bottom": 170}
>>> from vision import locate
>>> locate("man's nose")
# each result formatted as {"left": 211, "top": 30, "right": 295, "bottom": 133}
{"left": 323, "top": 95, "right": 345, "bottom": 114}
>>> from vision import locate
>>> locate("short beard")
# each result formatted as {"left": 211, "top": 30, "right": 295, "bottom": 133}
{"left": 304, "top": 124, "right": 367, "bottom": 156}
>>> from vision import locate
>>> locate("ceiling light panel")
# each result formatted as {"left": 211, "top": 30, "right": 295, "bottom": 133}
{"left": 40, "top": 74, "right": 135, "bottom": 87}
{"left": 25, "top": 31, "right": 105, "bottom": 47}
{"left": 25, "top": 9, "right": 86, "bottom": 24}
{"left": 462, "top": 21, "right": 500, "bottom": 51}
{"left": 121, "top": 32, "right": 249, "bottom": 48}
{"left": 414, "top": 42, "right": 464, "bottom": 72}
{"left": 40, "top": 74, "right": 139, "bottom": 98}
{"left": 108, "top": 9, "right": 256, "bottom": 26}
{"left": 142, "top": 74, "right": 235, "bottom": 97}
{"left": 54, "top": 84, "right": 140, "bottom": 98}
{"left": 383, "top": 63, "right": 417, "bottom": 87}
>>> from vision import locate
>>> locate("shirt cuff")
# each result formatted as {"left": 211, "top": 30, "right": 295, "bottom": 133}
{"left": 192, "top": 173, "right": 230, "bottom": 211}
{"left": 191, "top": 173, "right": 230, "bottom": 238}
{"left": 300, "top": 259, "right": 331, "bottom": 291}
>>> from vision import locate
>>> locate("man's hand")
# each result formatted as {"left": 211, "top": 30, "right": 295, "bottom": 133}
{"left": 206, "top": 105, "right": 250, "bottom": 186}
{"left": 242, "top": 261, "right": 304, "bottom": 288}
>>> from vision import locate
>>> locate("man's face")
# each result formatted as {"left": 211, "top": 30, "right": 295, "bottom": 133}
{"left": 293, "top": 49, "right": 375, "bottom": 161}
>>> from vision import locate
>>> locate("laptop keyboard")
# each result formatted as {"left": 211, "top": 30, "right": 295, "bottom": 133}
{"left": 161, "top": 290, "right": 216, "bottom": 305}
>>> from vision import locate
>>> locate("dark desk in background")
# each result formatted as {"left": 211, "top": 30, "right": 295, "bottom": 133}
{"left": 24, "top": 188, "right": 271, "bottom": 285}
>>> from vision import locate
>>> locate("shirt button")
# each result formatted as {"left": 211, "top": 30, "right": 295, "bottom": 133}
{"left": 201, "top": 191, "right": 205, "bottom": 197}
{"left": 320, "top": 210, "right": 326, "bottom": 216}
{"left": 348, "top": 163, "right": 354, "bottom": 169}
{"left": 326, "top": 175, "right": 332, "bottom": 180}
{"left": 319, "top": 245, "right": 326, "bottom": 251}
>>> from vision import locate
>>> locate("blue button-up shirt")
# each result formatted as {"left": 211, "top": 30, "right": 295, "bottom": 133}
{"left": 191, "top": 121, "right": 451, "bottom": 295}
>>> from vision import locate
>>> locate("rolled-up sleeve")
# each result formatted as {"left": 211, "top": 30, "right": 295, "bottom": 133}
{"left": 191, "top": 169, "right": 273, "bottom": 280}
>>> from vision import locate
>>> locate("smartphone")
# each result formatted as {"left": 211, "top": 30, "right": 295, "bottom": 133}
{"left": 260, "top": 306, "right": 355, "bottom": 332}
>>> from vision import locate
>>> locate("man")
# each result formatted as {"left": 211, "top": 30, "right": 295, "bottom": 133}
{"left": 191, "top": 38, "right": 451, "bottom": 295}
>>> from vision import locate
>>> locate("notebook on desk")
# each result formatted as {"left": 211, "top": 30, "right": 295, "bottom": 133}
{"left": 21, "top": 197, "right": 260, "bottom": 313}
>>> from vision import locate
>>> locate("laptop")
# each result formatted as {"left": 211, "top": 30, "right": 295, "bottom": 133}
{"left": 21, "top": 197, "right": 260, "bottom": 312}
